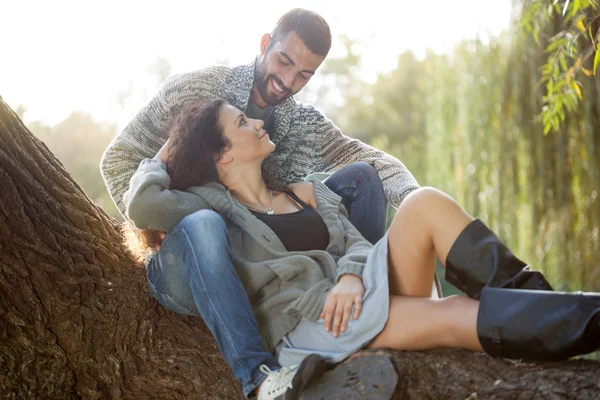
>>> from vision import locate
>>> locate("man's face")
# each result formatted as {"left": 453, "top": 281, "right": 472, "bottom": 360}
{"left": 253, "top": 31, "right": 326, "bottom": 107}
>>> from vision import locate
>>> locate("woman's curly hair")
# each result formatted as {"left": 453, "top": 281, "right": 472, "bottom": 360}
{"left": 122, "top": 98, "right": 229, "bottom": 262}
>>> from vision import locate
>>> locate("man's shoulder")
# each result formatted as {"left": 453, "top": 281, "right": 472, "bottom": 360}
{"left": 159, "top": 65, "right": 235, "bottom": 93}
{"left": 157, "top": 61, "right": 255, "bottom": 108}
{"left": 287, "top": 100, "right": 330, "bottom": 124}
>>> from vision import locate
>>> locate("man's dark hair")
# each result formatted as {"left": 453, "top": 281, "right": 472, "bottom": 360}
{"left": 270, "top": 8, "right": 332, "bottom": 57}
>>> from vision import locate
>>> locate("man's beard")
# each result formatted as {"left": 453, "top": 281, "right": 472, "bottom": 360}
{"left": 254, "top": 60, "right": 292, "bottom": 106}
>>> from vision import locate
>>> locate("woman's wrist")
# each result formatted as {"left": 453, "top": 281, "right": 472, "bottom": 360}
{"left": 156, "top": 139, "right": 170, "bottom": 163}
{"left": 338, "top": 273, "right": 362, "bottom": 283}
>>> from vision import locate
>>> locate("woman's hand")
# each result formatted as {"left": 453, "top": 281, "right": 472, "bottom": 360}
{"left": 155, "top": 232, "right": 167, "bottom": 251}
{"left": 321, "top": 274, "right": 365, "bottom": 338}
{"left": 156, "top": 139, "right": 170, "bottom": 163}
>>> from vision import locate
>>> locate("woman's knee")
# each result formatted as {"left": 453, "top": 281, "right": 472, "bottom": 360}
{"left": 403, "top": 186, "right": 448, "bottom": 206}
{"left": 168, "top": 209, "right": 230, "bottom": 257}
{"left": 178, "top": 209, "right": 226, "bottom": 232}
{"left": 389, "top": 187, "right": 441, "bottom": 230}
{"left": 396, "top": 187, "right": 455, "bottom": 218}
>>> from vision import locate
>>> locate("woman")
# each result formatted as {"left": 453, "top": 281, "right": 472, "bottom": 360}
{"left": 123, "top": 98, "right": 600, "bottom": 399}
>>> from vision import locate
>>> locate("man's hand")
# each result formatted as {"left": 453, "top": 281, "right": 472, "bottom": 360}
{"left": 321, "top": 274, "right": 365, "bottom": 338}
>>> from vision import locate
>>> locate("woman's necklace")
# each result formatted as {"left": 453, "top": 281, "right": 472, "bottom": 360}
{"left": 238, "top": 190, "right": 276, "bottom": 215}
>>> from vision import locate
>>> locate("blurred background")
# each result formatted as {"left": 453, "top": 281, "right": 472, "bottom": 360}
{"left": 1, "top": 0, "right": 599, "bottom": 300}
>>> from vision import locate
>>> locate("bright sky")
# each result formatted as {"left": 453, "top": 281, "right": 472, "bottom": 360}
{"left": 1, "top": 0, "right": 512, "bottom": 126}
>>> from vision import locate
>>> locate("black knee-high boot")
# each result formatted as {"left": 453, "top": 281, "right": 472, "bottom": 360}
{"left": 477, "top": 287, "right": 600, "bottom": 361}
{"left": 445, "top": 219, "right": 553, "bottom": 299}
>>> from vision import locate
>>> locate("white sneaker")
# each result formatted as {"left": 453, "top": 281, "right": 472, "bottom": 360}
{"left": 257, "top": 354, "right": 326, "bottom": 400}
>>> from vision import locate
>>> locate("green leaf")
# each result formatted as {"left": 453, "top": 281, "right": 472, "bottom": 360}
{"left": 547, "top": 38, "right": 563, "bottom": 52}
{"left": 594, "top": 49, "right": 600, "bottom": 75}
{"left": 544, "top": 123, "right": 552, "bottom": 135}
{"left": 534, "top": 26, "right": 540, "bottom": 44}
{"left": 553, "top": 2, "right": 562, "bottom": 14}
{"left": 560, "top": 54, "right": 568, "bottom": 71}
{"left": 563, "top": 0, "right": 571, "bottom": 18}
{"left": 566, "top": 0, "right": 580, "bottom": 19}
{"left": 542, "top": 62, "right": 553, "bottom": 74}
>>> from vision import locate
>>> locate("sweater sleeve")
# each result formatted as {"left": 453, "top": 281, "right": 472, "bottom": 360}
{"left": 334, "top": 207, "right": 373, "bottom": 282}
{"left": 100, "top": 77, "right": 173, "bottom": 218}
{"left": 123, "top": 158, "right": 210, "bottom": 232}
{"left": 309, "top": 179, "right": 373, "bottom": 281}
{"left": 309, "top": 106, "right": 420, "bottom": 208}
{"left": 100, "top": 70, "right": 220, "bottom": 218}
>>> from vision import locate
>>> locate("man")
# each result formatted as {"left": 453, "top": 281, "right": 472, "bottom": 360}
{"left": 101, "top": 8, "right": 420, "bottom": 400}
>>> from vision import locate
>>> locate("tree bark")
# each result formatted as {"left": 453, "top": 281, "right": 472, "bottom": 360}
{"left": 1, "top": 97, "right": 599, "bottom": 400}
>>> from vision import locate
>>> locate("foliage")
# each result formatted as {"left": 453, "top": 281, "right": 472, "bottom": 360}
{"left": 520, "top": 0, "right": 600, "bottom": 134}
{"left": 311, "top": 11, "right": 599, "bottom": 297}
{"left": 26, "top": 112, "right": 122, "bottom": 220}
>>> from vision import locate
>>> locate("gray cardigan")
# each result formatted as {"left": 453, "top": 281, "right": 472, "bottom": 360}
{"left": 102, "top": 59, "right": 420, "bottom": 219}
{"left": 124, "top": 158, "right": 376, "bottom": 352}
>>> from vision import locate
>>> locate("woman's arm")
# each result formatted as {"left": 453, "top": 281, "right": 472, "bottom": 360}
{"left": 318, "top": 187, "right": 372, "bottom": 338}
{"left": 298, "top": 179, "right": 372, "bottom": 281}
{"left": 334, "top": 212, "right": 372, "bottom": 281}
{"left": 123, "top": 152, "right": 210, "bottom": 232}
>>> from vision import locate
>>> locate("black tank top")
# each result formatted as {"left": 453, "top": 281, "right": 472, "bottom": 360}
{"left": 251, "top": 191, "right": 330, "bottom": 252}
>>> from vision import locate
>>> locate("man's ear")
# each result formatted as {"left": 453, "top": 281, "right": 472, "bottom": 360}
{"left": 260, "top": 33, "right": 272, "bottom": 55}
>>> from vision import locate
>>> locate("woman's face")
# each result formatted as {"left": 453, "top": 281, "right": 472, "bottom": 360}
{"left": 219, "top": 103, "right": 275, "bottom": 165}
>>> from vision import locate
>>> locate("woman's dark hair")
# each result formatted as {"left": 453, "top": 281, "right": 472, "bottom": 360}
{"left": 166, "top": 98, "right": 229, "bottom": 190}
{"left": 123, "top": 98, "right": 229, "bottom": 262}
{"left": 270, "top": 8, "right": 331, "bottom": 57}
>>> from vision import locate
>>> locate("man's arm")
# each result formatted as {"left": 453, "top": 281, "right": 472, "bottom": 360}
{"left": 334, "top": 211, "right": 373, "bottom": 281}
{"left": 100, "top": 69, "right": 221, "bottom": 218}
{"left": 309, "top": 107, "right": 419, "bottom": 208}
{"left": 100, "top": 77, "right": 173, "bottom": 218}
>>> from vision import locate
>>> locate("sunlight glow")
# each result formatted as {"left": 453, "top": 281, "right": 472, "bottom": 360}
{"left": 1, "top": 0, "right": 511, "bottom": 125}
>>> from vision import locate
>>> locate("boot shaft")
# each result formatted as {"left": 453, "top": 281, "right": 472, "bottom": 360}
{"left": 445, "top": 219, "right": 553, "bottom": 299}
{"left": 477, "top": 287, "right": 600, "bottom": 361}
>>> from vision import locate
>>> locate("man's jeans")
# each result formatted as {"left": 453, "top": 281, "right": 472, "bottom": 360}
{"left": 146, "top": 162, "right": 388, "bottom": 397}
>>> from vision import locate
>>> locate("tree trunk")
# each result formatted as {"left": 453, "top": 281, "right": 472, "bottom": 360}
{"left": 0, "top": 97, "right": 240, "bottom": 399}
{"left": 1, "top": 97, "right": 599, "bottom": 400}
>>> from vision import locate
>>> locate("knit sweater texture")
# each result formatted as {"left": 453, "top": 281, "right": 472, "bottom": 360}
{"left": 100, "top": 59, "right": 420, "bottom": 217}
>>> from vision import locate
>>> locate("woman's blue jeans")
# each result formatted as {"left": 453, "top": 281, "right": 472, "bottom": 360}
{"left": 145, "top": 162, "right": 388, "bottom": 397}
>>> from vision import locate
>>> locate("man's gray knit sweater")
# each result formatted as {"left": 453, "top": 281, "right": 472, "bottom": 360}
{"left": 100, "top": 59, "right": 419, "bottom": 217}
